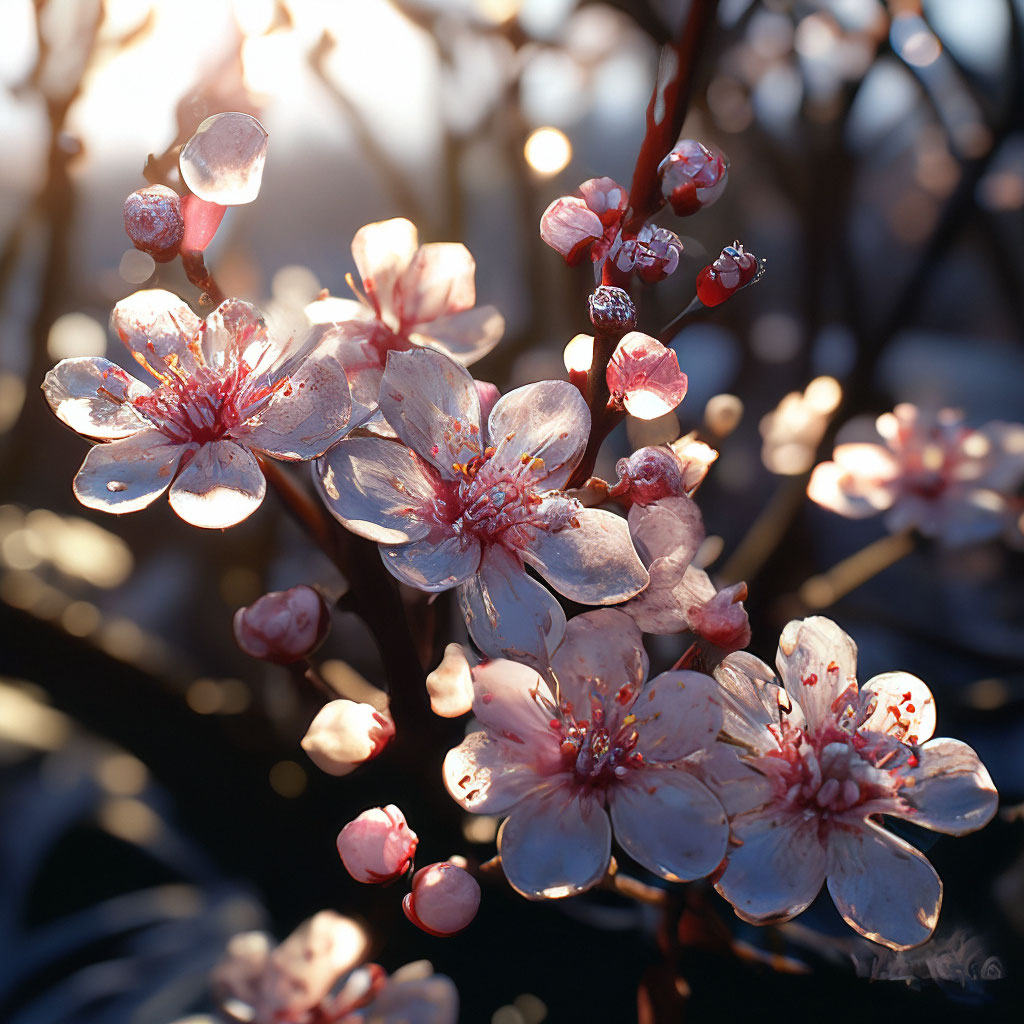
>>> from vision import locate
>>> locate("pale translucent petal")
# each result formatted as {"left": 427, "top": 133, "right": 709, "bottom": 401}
{"left": 201, "top": 298, "right": 274, "bottom": 373}
{"left": 73, "top": 430, "right": 189, "bottom": 514}
{"left": 366, "top": 971, "right": 459, "bottom": 1024}
{"left": 860, "top": 671, "right": 936, "bottom": 744}
{"left": 776, "top": 617, "right": 859, "bottom": 734}
{"left": 413, "top": 305, "right": 504, "bottom": 366}
{"left": 833, "top": 441, "right": 901, "bottom": 484}
{"left": 304, "top": 295, "right": 370, "bottom": 326}
{"left": 486, "top": 381, "right": 590, "bottom": 489}
{"left": 606, "top": 332, "right": 688, "bottom": 419}
{"left": 979, "top": 420, "right": 1024, "bottom": 492}
{"left": 498, "top": 788, "right": 611, "bottom": 899}
{"left": 525, "top": 508, "right": 649, "bottom": 605}
{"left": 168, "top": 440, "right": 266, "bottom": 529}
{"left": 444, "top": 729, "right": 555, "bottom": 814}
{"left": 315, "top": 319, "right": 389, "bottom": 410}
{"left": 714, "top": 653, "right": 788, "bottom": 752}
{"left": 42, "top": 357, "right": 149, "bottom": 439}
{"left": 634, "top": 670, "right": 722, "bottom": 762}
{"left": 826, "top": 820, "right": 941, "bottom": 950}
{"left": 395, "top": 242, "right": 476, "bottom": 327}
{"left": 610, "top": 770, "right": 728, "bottom": 881}
{"left": 315, "top": 436, "right": 440, "bottom": 544}
{"left": 352, "top": 218, "right": 419, "bottom": 325}
{"left": 539, "top": 195, "right": 603, "bottom": 263}
{"left": 378, "top": 348, "right": 482, "bottom": 477}
{"left": 179, "top": 111, "right": 267, "bottom": 205}
{"left": 382, "top": 532, "right": 481, "bottom": 591}
{"left": 627, "top": 495, "right": 704, "bottom": 581}
{"left": 111, "top": 289, "right": 201, "bottom": 379}
{"left": 715, "top": 809, "right": 826, "bottom": 923}
{"left": 894, "top": 737, "right": 998, "bottom": 835}
{"left": 457, "top": 545, "right": 566, "bottom": 668}
{"left": 237, "top": 350, "right": 353, "bottom": 460}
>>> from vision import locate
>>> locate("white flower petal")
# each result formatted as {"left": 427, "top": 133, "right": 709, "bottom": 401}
{"left": 202, "top": 298, "right": 275, "bottom": 373}
{"left": 444, "top": 729, "right": 555, "bottom": 815}
{"left": 860, "top": 671, "right": 936, "bottom": 744}
{"left": 168, "top": 440, "right": 266, "bottom": 528}
{"left": 776, "top": 617, "right": 858, "bottom": 734}
{"left": 43, "top": 357, "right": 149, "bottom": 439}
{"left": 395, "top": 242, "right": 476, "bottom": 326}
{"left": 413, "top": 305, "right": 504, "bottom": 366}
{"left": 111, "top": 288, "right": 201, "bottom": 379}
{"left": 382, "top": 532, "right": 481, "bottom": 591}
{"left": 634, "top": 670, "right": 722, "bottom": 763}
{"left": 352, "top": 218, "right": 419, "bottom": 326}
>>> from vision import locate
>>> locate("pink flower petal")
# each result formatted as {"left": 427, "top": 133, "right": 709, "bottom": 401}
{"left": 578, "top": 176, "right": 629, "bottom": 225}
{"left": 627, "top": 496, "right": 704, "bottom": 582}
{"left": 457, "top": 545, "right": 566, "bottom": 668}
{"left": 498, "top": 788, "right": 611, "bottom": 899}
{"left": 859, "top": 670, "right": 936, "bottom": 745}
{"left": 776, "top": 617, "right": 859, "bottom": 734}
{"left": 610, "top": 769, "right": 728, "bottom": 881}
{"left": 807, "top": 457, "right": 896, "bottom": 519}
{"left": 606, "top": 332, "right": 688, "bottom": 420}
{"left": 715, "top": 808, "right": 827, "bottom": 923}
{"left": 894, "top": 737, "right": 998, "bottom": 836}
{"left": 316, "top": 436, "right": 440, "bottom": 544}
{"left": 474, "top": 380, "right": 500, "bottom": 423}
{"left": 444, "top": 729, "right": 555, "bottom": 814}
{"left": 352, "top": 218, "right": 419, "bottom": 326}
{"left": 361, "top": 965, "right": 458, "bottom": 1024}
{"left": 180, "top": 194, "right": 226, "bottom": 252}
{"left": 42, "top": 357, "right": 149, "bottom": 439}
{"left": 382, "top": 531, "right": 482, "bottom": 591}
{"left": 826, "top": 821, "right": 942, "bottom": 950}
{"left": 167, "top": 440, "right": 266, "bottom": 529}
{"left": 524, "top": 508, "right": 649, "bottom": 605}
{"left": 73, "top": 430, "right": 190, "bottom": 514}
{"left": 714, "top": 652, "right": 789, "bottom": 752}
{"left": 413, "top": 304, "right": 505, "bottom": 366}
{"left": 486, "top": 380, "right": 590, "bottom": 489}
{"left": 315, "top": 319, "right": 388, "bottom": 412}
{"left": 396, "top": 242, "right": 476, "bottom": 327}
{"left": 201, "top": 298, "right": 273, "bottom": 373}
{"left": 378, "top": 348, "right": 482, "bottom": 478}
{"left": 110, "top": 289, "right": 202, "bottom": 380}
{"left": 539, "top": 196, "right": 604, "bottom": 264}
{"left": 634, "top": 670, "right": 722, "bottom": 762}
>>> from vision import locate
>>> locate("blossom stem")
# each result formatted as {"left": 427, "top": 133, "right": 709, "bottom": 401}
{"left": 180, "top": 248, "right": 227, "bottom": 307}
{"left": 796, "top": 529, "right": 916, "bottom": 610}
{"left": 601, "top": 868, "right": 670, "bottom": 908}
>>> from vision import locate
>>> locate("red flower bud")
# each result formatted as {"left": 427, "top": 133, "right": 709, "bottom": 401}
{"left": 123, "top": 185, "right": 184, "bottom": 263}
{"left": 695, "top": 242, "right": 763, "bottom": 307}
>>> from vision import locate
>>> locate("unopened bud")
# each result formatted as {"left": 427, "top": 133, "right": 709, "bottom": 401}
{"left": 695, "top": 242, "right": 762, "bottom": 308}
{"left": 658, "top": 139, "right": 728, "bottom": 216}
{"left": 704, "top": 394, "right": 744, "bottom": 437}
{"left": 588, "top": 285, "right": 636, "bottom": 334}
{"left": 233, "top": 585, "right": 329, "bottom": 664}
{"left": 610, "top": 225, "right": 683, "bottom": 283}
{"left": 426, "top": 643, "right": 474, "bottom": 718}
{"left": 123, "top": 185, "right": 184, "bottom": 263}
{"left": 402, "top": 862, "right": 480, "bottom": 936}
{"left": 337, "top": 805, "right": 418, "bottom": 884}
{"left": 611, "top": 446, "right": 687, "bottom": 506}
{"left": 301, "top": 699, "right": 395, "bottom": 776}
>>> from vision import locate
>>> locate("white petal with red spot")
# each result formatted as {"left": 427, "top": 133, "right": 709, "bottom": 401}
{"left": 352, "top": 218, "right": 419, "bottom": 326}
{"left": 776, "top": 617, "right": 858, "bottom": 734}
{"left": 633, "top": 670, "right": 722, "bottom": 763}
{"left": 859, "top": 671, "right": 936, "bottom": 744}
{"left": 111, "top": 289, "right": 202, "bottom": 379}
{"left": 43, "top": 357, "right": 149, "bottom": 439}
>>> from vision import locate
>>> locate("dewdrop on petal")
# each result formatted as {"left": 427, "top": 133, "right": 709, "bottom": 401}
{"left": 301, "top": 699, "right": 395, "bottom": 776}
{"left": 337, "top": 805, "right": 418, "bottom": 884}
{"left": 426, "top": 643, "right": 474, "bottom": 718}
{"left": 403, "top": 862, "right": 480, "bottom": 937}
{"left": 180, "top": 112, "right": 268, "bottom": 206}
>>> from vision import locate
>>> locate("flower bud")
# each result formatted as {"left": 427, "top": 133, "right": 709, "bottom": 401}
{"left": 123, "top": 185, "right": 184, "bottom": 263}
{"left": 695, "top": 242, "right": 762, "bottom": 308}
{"left": 402, "top": 862, "right": 480, "bottom": 937}
{"left": 426, "top": 643, "right": 474, "bottom": 718}
{"left": 610, "top": 225, "right": 683, "bottom": 283}
{"left": 658, "top": 139, "right": 728, "bottom": 216}
{"left": 337, "top": 805, "right": 418, "bottom": 884}
{"left": 540, "top": 177, "right": 628, "bottom": 266}
{"left": 233, "top": 585, "right": 329, "bottom": 664}
{"left": 301, "top": 700, "right": 395, "bottom": 776}
{"left": 611, "top": 446, "right": 688, "bottom": 506}
{"left": 588, "top": 285, "right": 636, "bottom": 334}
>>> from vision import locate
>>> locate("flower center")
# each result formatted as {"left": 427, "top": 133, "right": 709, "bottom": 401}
{"left": 554, "top": 700, "right": 644, "bottom": 789}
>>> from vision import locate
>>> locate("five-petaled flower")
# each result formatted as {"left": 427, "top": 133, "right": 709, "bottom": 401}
{"left": 42, "top": 289, "right": 357, "bottom": 529}
{"left": 713, "top": 616, "right": 997, "bottom": 950}
{"left": 316, "top": 348, "right": 648, "bottom": 667}
{"left": 444, "top": 609, "right": 729, "bottom": 899}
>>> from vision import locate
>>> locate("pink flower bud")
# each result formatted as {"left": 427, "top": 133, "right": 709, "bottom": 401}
{"left": 123, "top": 185, "right": 184, "bottom": 263}
{"left": 606, "top": 332, "right": 688, "bottom": 420}
{"left": 539, "top": 177, "right": 629, "bottom": 265}
{"left": 337, "top": 805, "right": 418, "bottom": 884}
{"left": 658, "top": 139, "right": 728, "bottom": 216}
{"left": 610, "top": 225, "right": 683, "bottom": 283}
{"left": 611, "top": 446, "right": 689, "bottom": 506}
{"left": 695, "top": 241, "right": 762, "bottom": 307}
{"left": 180, "top": 193, "right": 227, "bottom": 253}
{"left": 426, "top": 643, "right": 474, "bottom": 718}
{"left": 301, "top": 700, "right": 395, "bottom": 776}
{"left": 588, "top": 285, "right": 636, "bottom": 334}
{"left": 577, "top": 176, "right": 629, "bottom": 227}
{"left": 233, "top": 585, "right": 329, "bottom": 664}
{"left": 402, "top": 862, "right": 480, "bottom": 937}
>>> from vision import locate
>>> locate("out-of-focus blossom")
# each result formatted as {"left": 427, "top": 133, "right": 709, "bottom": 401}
{"left": 403, "top": 862, "right": 481, "bottom": 936}
{"left": 606, "top": 332, "right": 688, "bottom": 419}
{"left": 714, "top": 617, "right": 997, "bottom": 950}
{"left": 851, "top": 928, "right": 1003, "bottom": 985}
{"left": 808, "top": 403, "right": 1024, "bottom": 546}
{"left": 233, "top": 584, "right": 329, "bottom": 664}
{"left": 307, "top": 218, "right": 504, "bottom": 410}
{"left": 337, "top": 805, "right": 418, "bottom": 884}
{"left": 540, "top": 176, "right": 629, "bottom": 266}
{"left": 760, "top": 376, "right": 842, "bottom": 475}
{"left": 301, "top": 700, "right": 395, "bottom": 776}
{"left": 179, "top": 111, "right": 268, "bottom": 206}
{"left": 42, "top": 290, "right": 357, "bottom": 528}
{"left": 608, "top": 224, "right": 684, "bottom": 282}
{"left": 123, "top": 185, "right": 184, "bottom": 263}
{"left": 213, "top": 913, "right": 457, "bottom": 1024}
{"left": 444, "top": 609, "right": 729, "bottom": 899}
{"left": 316, "top": 349, "right": 647, "bottom": 668}
{"left": 695, "top": 242, "right": 763, "bottom": 307}
{"left": 621, "top": 496, "right": 750, "bottom": 660}
{"left": 658, "top": 138, "right": 729, "bottom": 216}
{"left": 426, "top": 643, "right": 474, "bottom": 718}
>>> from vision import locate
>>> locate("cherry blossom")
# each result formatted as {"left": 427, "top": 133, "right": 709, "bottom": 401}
{"left": 443, "top": 608, "right": 729, "bottom": 899}
{"left": 42, "top": 289, "right": 358, "bottom": 529}
{"left": 316, "top": 348, "right": 648, "bottom": 667}
{"left": 695, "top": 242, "right": 763, "bottom": 307}
{"left": 403, "top": 862, "right": 481, "bottom": 936}
{"left": 621, "top": 496, "right": 750, "bottom": 660}
{"left": 608, "top": 224, "right": 684, "bottom": 282}
{"left": 539, "top": 176, "right": 629, "bottom": 266}
{"left": 234, "top": 584, "right": 330, "bottom": 663}
{"left": 808, "top": 403, "right": 1024, "bottom": 546}
{"left": 301, "top": 700, "right": 395, "bottom": 776}
{"left": 658, "top": 139, "right": 729, "bottom": 216}
{"left": 606, "top": 332, "right": 688, "bottom": 419}
{"left": 337, "top": 805, "right": 418, "bottom": 883}
{"left": 714, "top": 617, "right": 998, "bottom": 950}
{"left": 307, "top": 218, "right": 504, "bottom": 411}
